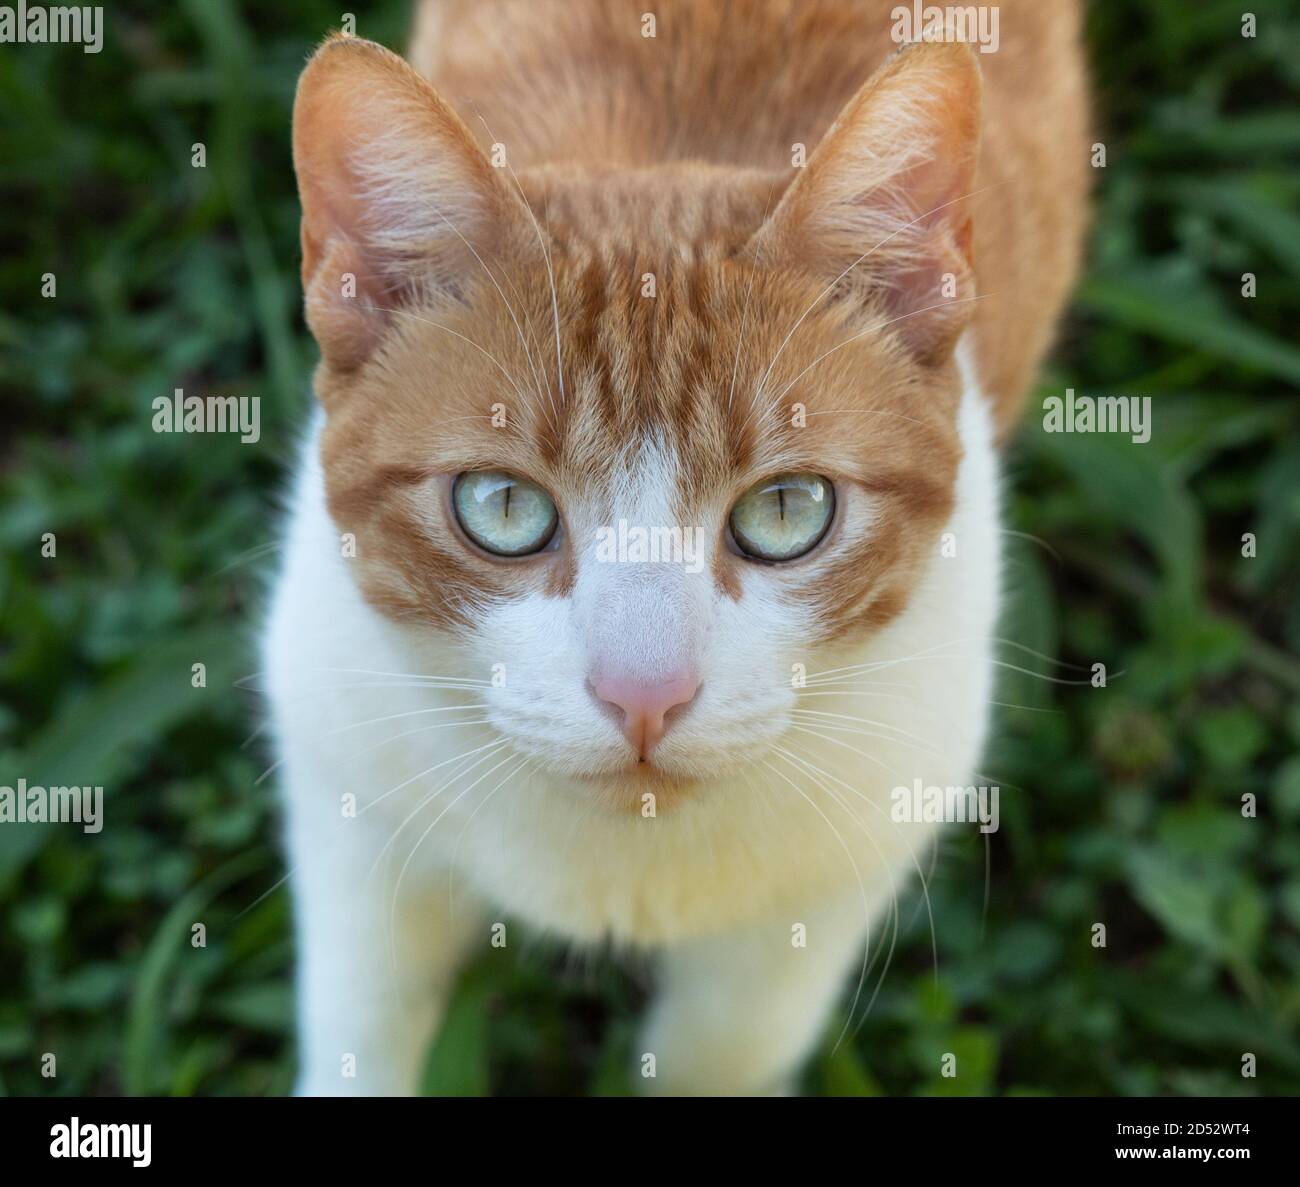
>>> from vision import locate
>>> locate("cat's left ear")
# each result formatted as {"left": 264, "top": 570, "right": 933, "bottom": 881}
{"left": 749, "top": 41, "right": 982, "bottom": 365}
{"left": 293, "top": 35, "right": 527, "bottom": 372}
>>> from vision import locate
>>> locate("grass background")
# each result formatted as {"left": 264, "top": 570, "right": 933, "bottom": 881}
{"left": 2, "top": 0, "right": 1298, "bottom": 1096}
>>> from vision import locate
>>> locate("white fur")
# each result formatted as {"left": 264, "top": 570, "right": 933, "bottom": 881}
{"left": 263, "top": 340, "right": 1000, "bottom": 1095}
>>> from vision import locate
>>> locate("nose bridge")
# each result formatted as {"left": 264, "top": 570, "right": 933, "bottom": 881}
{"left": 576, "top": 444, "right": 710, "bottom": 681}
{"left": 583, "top": 562, "right": 703, "bottom": 683}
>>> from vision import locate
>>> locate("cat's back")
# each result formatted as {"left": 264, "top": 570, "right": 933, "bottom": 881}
{"left": 412, "top": 0, "right": 1082, "bottom": 173}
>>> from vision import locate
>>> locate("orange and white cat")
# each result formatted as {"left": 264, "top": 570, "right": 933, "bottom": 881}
{"left": 265, "top": 0, "right": 1087, "bottom": 1095}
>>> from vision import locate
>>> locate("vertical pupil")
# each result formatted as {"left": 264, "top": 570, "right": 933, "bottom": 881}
{"left": 502, "top": 482, "right": 511, "bottom": 521}
{"left": 777, "top": 486, "right": 786, "bottom": 521}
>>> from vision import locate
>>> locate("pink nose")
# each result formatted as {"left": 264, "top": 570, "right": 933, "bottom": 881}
{"left": 591, "top": 672, "right": 700, "bottom": 759}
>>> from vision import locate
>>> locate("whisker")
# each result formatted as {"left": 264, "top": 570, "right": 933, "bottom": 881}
{"left": 796, "top": 677, "right": 917, "bottom": 691}
{"left": 789, "top": 706, "right": 945, "bottom": 755}
{"left": 386, "top": 750, "right": 524, "bottom": 973}
{"left": 377, "top": 304, "right": 534, "bottom": 409}
{"left": 420, "top": 194, "right": 555, "bottom": 430}
{"left": 232, "top": 735, "right": 505, "bottom": 922}
{"left": 773, "top": 745, "right": 902, "bottom": 1039}
{"left": 987, "top": 699, "right": 1061, "bottom": 714}
{"left": 786, "top": 723, "right": 908, "bottom": 783}
{"left": 477, "top": 113, "right": 565, "bottom": 407}
{"left": 240, "top": 720, "right": 269, "bottom": 750}
{"left": 253, "top": 757, "right": 286, "bottom": 788}
{"left": 788, "top": 718, "right": 1017, "bottom": 810}
{"left": 751, "top": 180, "right": 1000, "bottom": 406}
{"left": 793, "top": 688, "right": 920, "bottom": 704}
{"left": 340, "top": 717, "right": 494, "bottom": 764}
{"left": 802, "top": 633, "right": 1102, "bottom": 685}
{"left": 362, "top": 736, "right": 505, "bottom": 823}
{"left": 762, "top": 292, "right": 995, "bottom": 415}
{"left": 740, "top": 183, "right": 1020, "bottom": 440}
{"left": 210, "top": 539, "right": 282, "bottom": 578}
{"left": 314, "top": 666, "right": 492, "bottom": 684}
{"left": 799, "top": 637, "right": 973, "bottom": 683}
{"left": 1000, "top": 528, "right": 1063, "bottom": 566}
{"left": 370, "top": 743, "right": 512, "bottom": 905}
{"left": 776, "top": 733, "right": 942, "bottom": 1038}
{"left": 985, "top": 657, "right": 1113, "bottom": 686}
{"left": 448, "top": 756, "right": 534, "bottom": 917}
{"left": 726, "top": 182, "right": 776, "bottom": 414}
{"left": 758, "top": 753, "right": 875, "bottom": 1053}
{"left": 331, "top": 702, "right": 489, "bottom": 737}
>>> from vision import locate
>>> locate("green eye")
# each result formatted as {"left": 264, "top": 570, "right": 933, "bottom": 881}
{"left": 729, "top": 473, "right": 834, "bottom": 562}
{"left": 452, "top": 470, "right": 558, "bottom": 557}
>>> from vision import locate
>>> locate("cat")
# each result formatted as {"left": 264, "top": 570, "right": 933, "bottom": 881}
{"left": 265, "top": 0, "right": 1088, "bottom": 1095}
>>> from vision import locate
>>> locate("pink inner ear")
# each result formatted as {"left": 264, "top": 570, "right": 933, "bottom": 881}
{"left": 292, "top": 36, "right": 514, "bottom": 372}
{"left": 870, "top": 214, "right": 976, "bottom": 364}
{"left": 750, "top": 42, "right": 982, "bottom": 364}
{"left": 301, "top": 238, "right": 392, "bottom": 374}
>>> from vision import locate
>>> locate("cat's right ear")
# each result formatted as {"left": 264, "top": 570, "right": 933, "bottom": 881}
{"left": 748, "top": 41, "right": 983, "bottom": 367}
{"left": 293, "top": 36, "right": 518, "bottom": 372}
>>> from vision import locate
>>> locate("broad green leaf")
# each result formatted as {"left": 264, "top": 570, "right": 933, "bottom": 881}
{"left": 1077, "top": 270, "right": 1300, "bottom": 386}
{"left": 1, "top": 627, "right": 249, "bottom": 876}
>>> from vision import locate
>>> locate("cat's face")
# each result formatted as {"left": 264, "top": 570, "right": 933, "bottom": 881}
{"left": 294, "top": 37, "right": 981, "bottom": 804}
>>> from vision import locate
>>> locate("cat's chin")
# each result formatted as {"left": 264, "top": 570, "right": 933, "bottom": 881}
{"left": 567, "top": 761, "right": 713, "bottom": 813}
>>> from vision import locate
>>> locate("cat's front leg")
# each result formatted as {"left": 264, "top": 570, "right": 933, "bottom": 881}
{"left": 285, "top": 773, "right": 485, "bottom": 1096}
{"left": 637, "top": 891, "right": 872, "bottom": 1096}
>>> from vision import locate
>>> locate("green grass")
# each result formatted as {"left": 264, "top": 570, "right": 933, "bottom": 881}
{"left": 2, "top": 0, "right": 1298, "bottom": 1097}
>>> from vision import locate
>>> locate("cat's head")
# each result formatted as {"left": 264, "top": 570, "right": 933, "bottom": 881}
{"left": 292, "top": 36, "right": 983, "bottom": 805}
